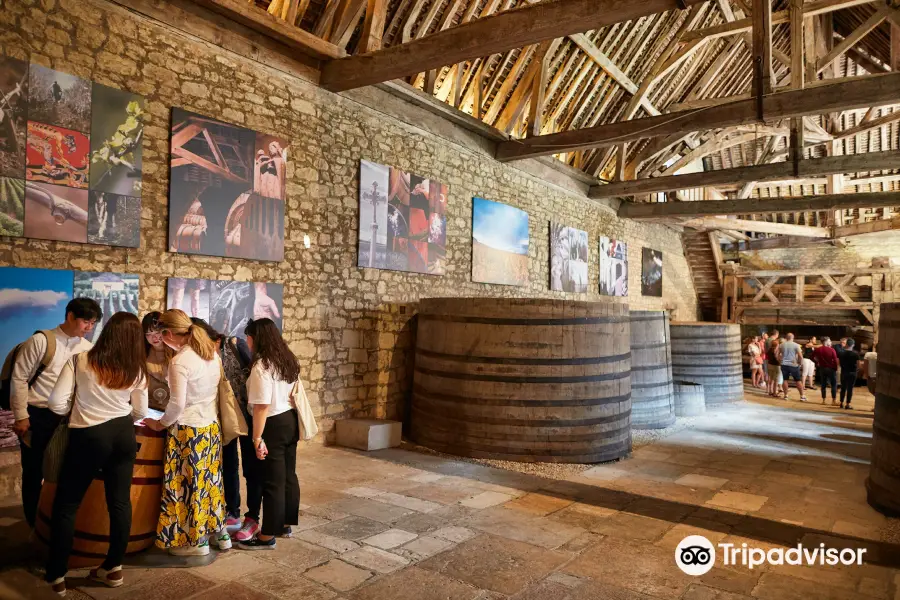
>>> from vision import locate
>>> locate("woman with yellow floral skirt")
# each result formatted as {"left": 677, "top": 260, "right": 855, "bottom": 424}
{"left": 144, "top": 309, "right": 229, "bottom": 557}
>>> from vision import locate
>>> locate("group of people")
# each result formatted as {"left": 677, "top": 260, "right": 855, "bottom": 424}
{"left": 745, "top": 329, "right": 875, "bottom": 409}
{"left": 9, "top": 300, "right": 303, "bottom": 596}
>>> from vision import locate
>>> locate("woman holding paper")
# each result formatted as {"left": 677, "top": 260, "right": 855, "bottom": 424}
{"left": 237, "top": 318, "right": 300, "bottom": 550}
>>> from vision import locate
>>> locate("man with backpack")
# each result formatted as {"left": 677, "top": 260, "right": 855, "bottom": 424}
{"left": 5, "top": 298, "right": 101, "bottom": 528}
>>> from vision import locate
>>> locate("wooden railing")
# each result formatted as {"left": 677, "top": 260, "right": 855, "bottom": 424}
{"left": 720, "top": 267, "right": 899, "bottom": 333}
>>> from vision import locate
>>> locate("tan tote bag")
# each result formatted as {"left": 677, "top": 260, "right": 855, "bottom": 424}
{"left": 290, "top": 378, "right": 318, "bottom": 441}
{"left": 218, "top": 360, "right": 248, "bottom": 445}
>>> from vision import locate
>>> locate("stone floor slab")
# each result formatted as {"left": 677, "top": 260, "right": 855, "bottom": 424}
{"left": 298, "top": 529, "right": 362, "bottom": 553}
{"left": 676, "top": 474, "right": 730, "bottom": 490}
{"left": 589, "top": 512, "right": 678, "bottom": 543}
{"left": 350, "top": 566, "right": 480, "bottom": 600}
{"left": 419, "top": 534, "right": 569, "bottom": 596}
{"left": 461, "top": 491, "right": 516, "bottom": 509}
{"left": 316, "top": 516, "right": 390, "bottom": 541}
{"left": 362, "top": 528, "right": 418, "bottom": 550}
{"left": 432, "top": 526, "right": 477, "bottom": 543}
{"left": 375, "top": 492, "right": 443, "bottom": 513}
{"left": 463, "top": 506, "right": 585, "bottom": 549}
{"left": 397, "top": 535, "right": 456, "bottom": 561}
{"left": 341, "top": 546, "right": 410, "bottom": 573}
{"left": 241, "top": 568, "right": 336, "bottom": 600}
{"left": 326, "top": 497, "right": 417, "bottom": 524}
{"left": 305, "top": 559, "right": 374, "bottom": 592}
{"left": 502, "top": 493, "right": 574, "bottom": 516}
{"left": 706, "top": 491, "right": 769, "bottom": 513}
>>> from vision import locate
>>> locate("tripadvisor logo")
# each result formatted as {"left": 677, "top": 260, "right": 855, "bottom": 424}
{"left": 675, "top": 536, "right": 868, "bottom": 575}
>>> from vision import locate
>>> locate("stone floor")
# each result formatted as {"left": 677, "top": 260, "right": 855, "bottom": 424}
{"left": 1, "top": 384, "right": 897, "bottom": 600}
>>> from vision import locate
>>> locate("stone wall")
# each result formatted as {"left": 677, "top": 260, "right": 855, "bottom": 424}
{"left": 735, "top": 231, "right": 900, "bottom": 271}
{"left": 0, "top": 0, "right": 698, "bottom": 437}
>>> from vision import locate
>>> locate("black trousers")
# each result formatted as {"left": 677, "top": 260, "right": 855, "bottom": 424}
{"left": 819, "top": 368, "right": 837, "bottom": 400}
{"left": 223, "top": 439, "right": 241, "bottom": 519}
{"left": 45, "top": 415, "right": 136, "bottom": 581}
{"left": 840, "top": 371, "right": 857, "bottom": 406}
{"left": 20, "top": 406, "right": 62, "bottom": 528}
{"left": 260, "top": 409, "right": 300, "bottom": 536}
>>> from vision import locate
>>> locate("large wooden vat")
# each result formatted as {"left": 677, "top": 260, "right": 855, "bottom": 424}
{"left": 670, "top": 322, "right": 744, "bottom": 407}
{"left": 411, "top": 298, "right": 632, "bottom": 463}
{"left": 630, "top": 311, "right": 675, "bottom": 429}
{"left": 35, "top": 425, "right": 164, "bottom": 567}
{"left": 868, "top": 303, "right": 900, "bottom": 515}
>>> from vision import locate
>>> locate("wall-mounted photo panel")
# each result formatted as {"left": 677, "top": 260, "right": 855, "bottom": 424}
{"left": 642, "top": 247, "right": 663, "bottom": 297}
{"left": 0, "top": 177, "right": 24, "bottom": 237}
{"left": 472, "top": 197, "right": 529, "bottom": 287}
{"left": 73, "top": 271, "right": 139, "bottom": 343}
{"left": 87, "top": 191, "right": 140, "bottom": 248}
{"left": 358, "top": 160, "right": 447, "bottom": 275}
{"left": 599, "top": 237, "right": 628, "bottom": 297}
{"left": 168, "top": 108, "right": 286, "bottom": 262}
{"left": 26, "top": 64, "right": 91, "bottom": 133}
{"left": 89, "top": 83, "right": 145, "bottom": 197}
{"left": 210, "top": 280, "right": 283, "bottom": 339}
{"left": 26, "top": 121, "right": 90, "bottom": 189}
{"left": 0, "top": 266, "right": 73, "bottom": 450}
{"left": 24, "top": 181, "right": 88, "bottom": 243}
{"left": 0, "top": 56, "right": 29, "bottom": 179}
{"left": 550, "top": 223, "right": 588, "bottom": 293}
{"left": 166, "top": 277, "right": 211, "bottom": 322}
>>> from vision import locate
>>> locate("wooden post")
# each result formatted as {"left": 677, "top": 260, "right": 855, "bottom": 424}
{"left": 752, "top": 0, "right": 774, "bottom": 96}
{"left": 795, "top": 274, "right": 805, "bottom": 302}
{"left": 424, "top": 69, "right": 437, "bottom": 95}
{"left": 892, "top": 21, "right": 900, "bottom": 71}
{"left": 527, "top": 41, "right": 553, "bottom": 138}
{"left": 452, "top": 62, "right": 465, "bottom": 108}
{"left": 474, "top": 61, "right": 485, "bottom": 120}
{"left": 789, "top": 0, "right": 804, "bottom": 171}
{"left": 615, "top": 144, "right": 627, "bottom": 182}
{"left": 709, "top": 231, "right": 724, "bottom": 286}
{"left": 360, "top": 0, "right": 387, "bottom": 53}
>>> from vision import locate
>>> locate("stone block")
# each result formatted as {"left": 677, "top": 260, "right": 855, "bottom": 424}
{"left": 335, "top": 418, "right": 401, "bottom": 451}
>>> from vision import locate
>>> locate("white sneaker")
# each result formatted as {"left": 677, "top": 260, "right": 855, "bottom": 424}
{"left": 214, "top": 530, "right": 232, "bottom": 550}
{"left": 169, "top": 542, "right": 210, "bottom": 557}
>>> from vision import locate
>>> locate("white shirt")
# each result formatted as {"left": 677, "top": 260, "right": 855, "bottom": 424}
{"left": 160, "top": 346, "right": 220, "bottom": 428}
{"left": 48, "top": 353, "right": 148, "bottom": 428}
{"left": 247, "top": 363, "right": 295, "bottom": 418}
{"left": 11, "top": 327, "right": 93, "bottom": 421}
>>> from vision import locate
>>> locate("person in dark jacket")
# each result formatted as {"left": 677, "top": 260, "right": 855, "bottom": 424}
{"left": 812, "top": 338, "right": 839, "bottom": 406}
{"left": 836, "top": 338, "right": 860, "bottom": 410}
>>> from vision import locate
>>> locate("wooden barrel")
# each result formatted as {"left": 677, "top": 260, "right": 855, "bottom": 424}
{"left": 674, "top": 381, "right": 706, "bottom": 417}
{"left": 670, "top": 322, "right": 744, "bottom": 407}
{"left": 630, "top": 311, "right": 675, "bottom": 429}
{"left": 35, "top": 425, "right": 164, "bottom": 567}
{"left": 411, "top": 298, "right": 632, "bottom": 463}
{"left": 868, "top": 303, "right": 900, "bottom": 515}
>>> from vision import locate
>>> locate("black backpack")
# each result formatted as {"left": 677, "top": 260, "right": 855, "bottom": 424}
{"left": 0, "top": 331, "right": 56, "bottom": 411}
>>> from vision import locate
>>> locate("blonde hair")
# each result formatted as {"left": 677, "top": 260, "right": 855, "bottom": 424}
{"left": 158, "top": 309, "right": 216, "bottom": 361}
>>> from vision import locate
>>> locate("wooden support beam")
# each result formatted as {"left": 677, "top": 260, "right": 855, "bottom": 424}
{"left": 360, "top": 0, "right": 387, "bottom": 53}
{"left": 619, "top": 189, "right": 900, "bottom": 219}
{"left": 594, "top": 149, "right": 900, "bottom": 199}
{"left": 495, "top": 71, "right": 900, "bottom": 162}
{"left": 726, "top": 235, "right": 838, "bottom": 251}
{"left": 320, "top": 0, "right": 708, "bottom": 91}
{"left": 709, "top": 231, "right": 725, "bottom": 285}
{"left": 192, "top": 0, "right": 346, "bottom": 60}
{"left": 790, "top": 0, "right": 804, "bottom": 166}
{"left": 684, "top": 217, "right": 830, "bottom": 237}
{"left": 816, "top": 4, "right": 891, "bottom": 74}
{"left": 527, "top": 41, "right": 553, "bottom": 138}
{"left": 822, "top": 273, "right": 855, "bottom": 303}
{"left": 682, "top": 0, "right": 878, "bottom": 43}
{"left": 834, "top": 217, "right": 900, "bottom": 237}
{"left": 893, "top": 22, "right": 900, "bottom": 70}
{"left": 752, "top": 0, "right": 774, "bottom": 95}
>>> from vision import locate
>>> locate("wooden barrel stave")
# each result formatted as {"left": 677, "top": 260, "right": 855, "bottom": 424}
{"left": 669, "top": 323, "right": 744, "bottom": 407}
{"left": 35, "top": 426, "right": 164, "bottom": 568}
{"left": 674, "top": 381, "right": 706, "bottom": 417}
{"left": 630, "top": 311, "right": 675, "bottom": 429}
{"left": 411, "top": 298, "right": 632, "bottom": 463}
{"left": 867, "top": 304, "right": 900, "bottom": 514}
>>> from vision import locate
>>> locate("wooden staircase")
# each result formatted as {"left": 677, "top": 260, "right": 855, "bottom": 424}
{"left": 683, "top": 230, "right": 723, "bottom": 322}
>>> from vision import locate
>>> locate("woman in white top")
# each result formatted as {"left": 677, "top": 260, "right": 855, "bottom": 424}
{"left": 237, "top": 318, "right": 300, "bottom": 550}
{"left": 144, "top": 309, "right": 229, "bottom": 556}
{"left": 45, "top": 312, "right": 148, "bottom": 596}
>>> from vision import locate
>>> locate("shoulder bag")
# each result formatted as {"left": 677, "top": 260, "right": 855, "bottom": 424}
{"left": 43, "top": 353, "right": 80, "bottom": 483}
{"left": 290, "top": 378, "right": 318, "bottom": 441}
{"left": 217, "top": 358, "right": 248, "bottom": 445}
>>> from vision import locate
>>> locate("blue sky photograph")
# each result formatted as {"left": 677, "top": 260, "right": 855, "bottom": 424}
{"left": 472, "top": 197, "right": 529, "bottom": 255}
{"left": 0, "top": 267, "right": 73, "bottom": 361}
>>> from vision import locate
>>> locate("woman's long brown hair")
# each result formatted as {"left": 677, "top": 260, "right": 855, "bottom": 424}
{"left": 245, "top": 318, "right": 299, "bottom": 383}
{"left": 88, "top": 312, "right": 149, "bottom": 390}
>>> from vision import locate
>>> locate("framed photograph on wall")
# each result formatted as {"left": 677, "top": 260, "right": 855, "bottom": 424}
{"left": 472, "top": 197, "right": 529, "bottom": 287}
{"left": 550, "top": 223, "right": 588, "bottom": 293}
{"left": 599, "top": 236, "right": 628, "bottom": 297}
{"left": 641, "top": 247, "right": 663, "bottom": 297}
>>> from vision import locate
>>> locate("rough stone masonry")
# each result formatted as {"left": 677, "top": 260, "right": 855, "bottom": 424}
{"left": 0, "top": 0, "right": 698, "bottom": 438}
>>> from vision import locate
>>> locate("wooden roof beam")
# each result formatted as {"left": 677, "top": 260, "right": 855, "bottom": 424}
{"left": 619, "top": 190, "right": 900, "bottom": 219}
{"left": 320, "top": 0, "right": 708, "bottom": 91}
{"left": 815, "top": 4, "right": 894, "bottom": 74}
{"left": 496, "top": 71, "right": 900, "bottom": 162}
{"left": 684, "top": 216, "right": 830, "bottom": 237}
